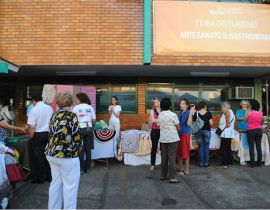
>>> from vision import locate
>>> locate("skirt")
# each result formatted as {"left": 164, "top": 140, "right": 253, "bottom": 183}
{"left": 177, "top": 134, "right": 191, "bottom": 159}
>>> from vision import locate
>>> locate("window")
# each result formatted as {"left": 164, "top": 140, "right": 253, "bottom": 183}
{"left": 96, "top": 84, "right": 137, "bottom": 114}
{"left": 146, "top": 85, "right": 173, "bottom": 110}
{"left": 201, "top": 88, "right": 222, "bottom": 112}
{"left": 146, "top": 84, "right": 225, "bottom": 112}
{"left": 174, "top": 88, "right": 199, "bottom": 112}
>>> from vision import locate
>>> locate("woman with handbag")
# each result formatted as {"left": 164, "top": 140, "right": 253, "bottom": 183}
{"left": 193, "top": 101, "right": 213, "bottom": 167}
{"left": 73, "top": 93, "right": 96, "bottom": 174}
{"left": 217, "top": 102, "right": 235, "bottom": 169}
{"left": 149, "top": 98, "right": 160, "bottom": 171}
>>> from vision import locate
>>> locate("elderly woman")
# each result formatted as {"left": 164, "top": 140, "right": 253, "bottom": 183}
{"left": 217, "top": 102, "right": 235, "bottom": 169}
{"left": 236, "top": 100, "right": 250, "bottom": 132}
{"left": 158, "top": 98, "right": 181, "bottom": 183}
{"left": 246, "top": 100, "right": 263, "bottom": 167}
{"left": 45, "top": 92, "right": 82, "bottom": 210}
{"left": 236, "top": 100, "right": 250, "bottom": 165}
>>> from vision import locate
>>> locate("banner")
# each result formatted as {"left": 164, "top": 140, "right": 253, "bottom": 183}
{"left": 153, "top": 1, "right": 270, "bottom": 54}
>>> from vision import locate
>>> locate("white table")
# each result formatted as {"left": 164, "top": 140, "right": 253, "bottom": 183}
{"left": 91, "top": 136, "right": 117, "bottom": 160}
{"left": 124, "top": 153, "right": 161, "bottom": 166}
{"left": 238, "top": 133, "right": 270, "bottom": 166}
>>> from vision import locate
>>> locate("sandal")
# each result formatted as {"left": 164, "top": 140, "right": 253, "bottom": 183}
{"left": 184, "top": 170, "right": 190, "bottom": 175}
{"left": 178, "top": 171, "right": 185, "bottom": 176}
{"left": 169, "top": 178, "right": 181, "bottom": 183}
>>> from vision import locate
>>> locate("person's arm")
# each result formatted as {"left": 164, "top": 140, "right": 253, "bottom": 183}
{"left": 244, "top": 111, "right": 251, "bottom": 121}
{"left": 174, "top": 114, "right": 181, "bottom": 132}
{"left": 175, "top": 124, "right": 180, "bottom": 132}
{"left": 27, "top": 109, "right": 36, "bottom": 138}
{"left": 150, "top": 110, "right": 158, "bottom": 123}
{"left": 112, "top": 106, "right": 120, "bottom": 118}
{"left": 209, "top": 112, "right": 213, "bottom": 126}
{"left": 225, "top": 110, "right": 231, "bottom": 128}
{"left": 0, "top": 120, "right": 26, "bottom": 133}
{"left": 187, "top": 107, "right": 195, "bottom": 126}
{"left": 91, "top": 107, "right": 96, "bottom": 125}
{"left": 71, "top": 115, "right": 82, "bottom": 153}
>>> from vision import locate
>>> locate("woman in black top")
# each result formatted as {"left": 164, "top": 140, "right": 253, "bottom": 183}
{"left": 193, "top": 101, "right": 213, "bottom": 167}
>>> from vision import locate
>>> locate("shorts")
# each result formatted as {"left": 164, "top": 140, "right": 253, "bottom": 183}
{"left": 177, "top": 134, "right": 191, "bottom": 159}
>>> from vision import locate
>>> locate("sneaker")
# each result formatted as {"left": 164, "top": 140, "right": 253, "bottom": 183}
{"left": 149, "top": 165, "right": 155, "bottom": 171}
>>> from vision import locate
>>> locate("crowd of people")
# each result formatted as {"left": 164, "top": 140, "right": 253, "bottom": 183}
{"left": 0, "top": 91, "right": 265, "bottom": 209}
{"left": 0, "top": 92, "right": 122, "bottom": 209}
{"left": 149, "top": 98, "right": 264, "bottom": 183}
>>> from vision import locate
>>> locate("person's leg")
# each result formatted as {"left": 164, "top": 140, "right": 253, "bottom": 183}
{"left": 84, "top": 129, "right": 92, "bottom": 172}
{"left": 204, "top": 131, "right": 211, "bottom": 166}
{"left": 79, "top": 129, "right": 87, "bottom": 172}
{"left": 184, "top": 135, "right": 190, "bottom": 173}
{"left": 41, "top": 132, "right": 51, "bottom": 180}
{"left": 61, "top": 157, "right": 80, "bottom": 209}
{"left": 32, "top": 133, "right": 46, "bottom": 181}
{"left": 247, "top": 130, "right": 255, "bottom": 167}
{"left": 113, "top": 122, "right": 121, "bottom": 144}
{"left": 160, "top": 143, "right": 168, "bottom": 179}
{"left": 226, "top": 138, "right": 232, "bottom": 165}
{"left": 150, "top": 130, "right": 159, "bottom": 166}
{"left": 177, "top": 140, "right": 183, "bottom": 172}
{"left": 254, "top": 130, "right": 263, "bottom": 166}
{"left": 29, "top": 137, "right": 38, "bottom": 179}
{"left": 197, "top": 132, "right": 204, "bottom": 166}
{"left": 220, "top": 138, "right": 226, "bottom": 166}
{"left": 168, "top": 142, "right": 177, "bottom": 179}
{"left": 47, "top": 156, "right": 63, "bottom": 210}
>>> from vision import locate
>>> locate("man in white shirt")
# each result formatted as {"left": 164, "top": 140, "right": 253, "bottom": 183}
{"left": 27, "top": 94, "right": 53, "bottom": 184}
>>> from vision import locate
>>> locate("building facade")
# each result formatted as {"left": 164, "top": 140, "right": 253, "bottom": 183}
{"left": 0, "top": 0, "right": 270, "bottom": 130}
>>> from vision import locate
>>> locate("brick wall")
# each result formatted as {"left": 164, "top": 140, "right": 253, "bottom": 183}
{"left": 0, "top": 0, "right": 143, "bottom": 65}
{"left": 152, "top": 54, "right": 270, "bottom": 67}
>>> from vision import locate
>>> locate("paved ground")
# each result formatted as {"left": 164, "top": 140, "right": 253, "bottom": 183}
{"left": 9, "top": 160, "right": 270, "bottom": 209}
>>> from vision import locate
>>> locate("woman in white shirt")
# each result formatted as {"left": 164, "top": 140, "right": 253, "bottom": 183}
{"left": 73, "top": 93, "right": 96, "bottom": 174}
{"left": 217, "top": 102, "right": 235, "bottom": 169}
{"left": 108, "top": 96, "right": 121, "bottom": 143}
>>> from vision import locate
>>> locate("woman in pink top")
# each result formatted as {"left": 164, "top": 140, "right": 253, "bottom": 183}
{"left": 149, "top": 98, "right": 160, "bottom": 171}
{"left": 246, "top": 100, "right": 263, "bottom": 167}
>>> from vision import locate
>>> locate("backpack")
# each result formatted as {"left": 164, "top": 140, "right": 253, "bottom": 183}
{"left": 191, "top": 111, "right": 204, "bottom": 134}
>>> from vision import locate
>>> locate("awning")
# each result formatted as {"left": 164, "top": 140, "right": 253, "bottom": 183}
{"left": 0, "top": 57, "right": 20, "bottom": 74}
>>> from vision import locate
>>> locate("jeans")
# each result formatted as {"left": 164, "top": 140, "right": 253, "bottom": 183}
{"left": 160, "top": 142, "right": 177, "bottom": 179}
{"left": 79, "top": 127, "right": 93, "bottom": 172}
{"left": 247, "top": 129, "right": 263, "bottom": 166}
{"left": 197, "top": 130, "right": 211, "bottom": 166}
{"left": 220, "top": 138, "right": 233, "bottom": 166}
{"left": 150, "top": 129, "right": 160, "bottom": 166}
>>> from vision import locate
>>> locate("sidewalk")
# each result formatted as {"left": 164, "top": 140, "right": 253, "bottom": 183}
{"left": 9, "top": 160, "right": 270, "bottom": 209}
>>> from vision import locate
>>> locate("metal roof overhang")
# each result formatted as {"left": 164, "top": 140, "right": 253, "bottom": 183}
{"left": 0, "top": 57, "right": 20, "bottom": 73}
{"left": 4, "top": 65, "right": 270, "bottom": 78}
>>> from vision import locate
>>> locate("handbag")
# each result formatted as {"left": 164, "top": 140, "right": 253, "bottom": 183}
{"left": 5, "top": 164, "right": 26, "bottom": 183}
{"left": 215, "top": 117, "right": 234, "bottom": 137}
{"left": 191, "top": 111, "right": 204, "bottom": 134}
